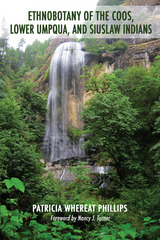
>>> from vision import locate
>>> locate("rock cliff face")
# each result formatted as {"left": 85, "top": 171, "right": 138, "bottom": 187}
{"left": 114, "top": 39, "right": 160, "bottom": 69}
{"left": 91, "top": 39, "right": 160, "bottom": 74}
{"left": 28, "top": 36, "right": 160, "bottom": 94}
{"left": 123, "top": 0, "right": 160, "bottom": 5}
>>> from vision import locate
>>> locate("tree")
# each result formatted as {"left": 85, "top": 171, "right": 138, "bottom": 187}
{"left": 24, "top": 39, "right": 52, "bottom": 69}
{"left": 0, "top": 37, "right": 8, "bottom": 71}
{"left": 0, "top": 79, "right": 6, "bottom": 99}
{"left": 84, "top": 39, "right": 112, "bottom": 56}
{"left": 6, "top": 47, "right": 24, "bottom": 72}
{"left": 15, "top": 81, "right": 47, "bottom": 144}
{"left": 151, "top": 98, "right": 160, "bottom": 180}
{"left": 81, "top": 90, "right": 139, "bottom": 179}
{"left": 84, "top": 39, "right": 128, "bottom": 57}
{"left": 18, "top": 38, "right": 26, "bottom": 50}
{"left": 0, "top": 92, "right": 46, "bottom": 208}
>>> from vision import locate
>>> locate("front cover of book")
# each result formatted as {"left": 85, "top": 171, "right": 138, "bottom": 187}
{"left": 0, "top": 0, "right": 160, "bottom": 239}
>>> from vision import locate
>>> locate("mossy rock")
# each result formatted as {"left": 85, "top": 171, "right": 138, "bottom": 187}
{"left": 67, "top": 126, "right": 86, "bottom": 141}
{"left": 44, "top": 67, "right": 50, "bottom": 82}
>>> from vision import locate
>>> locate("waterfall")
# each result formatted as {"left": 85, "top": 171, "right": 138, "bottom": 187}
{"left": 43, "top": 42, "right": 87, "bottom": 162}
{"left": 92, "top": 166, "right": 111, "bottom": 175}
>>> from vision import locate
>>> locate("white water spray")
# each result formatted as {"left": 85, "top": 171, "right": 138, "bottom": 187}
{"left": 43, "top": 42, "right": 87, "bottom": 162}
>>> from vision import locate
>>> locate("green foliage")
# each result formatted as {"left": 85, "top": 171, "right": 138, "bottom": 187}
{"left": 112, "top": 64, "right": 160, "bottom": 180}
{"left": 0, "top": 178, "right": 53, "bottom": 240}
{"left": 0, "top": 178, "right": 26, "bottom": 238}
{"left": 0, "top": 37, "right": 8, "bottom": 72}
{"left": 82, "top": 64, "right": 117, "bottom": 94}
{"left": 69, "top": 162, "right": 93, "bottom": 198}
{"left": 89, "top": 217, "right": 160, "bottom": 239}
{"left": 0, "top": 89, "right": 46, "bottom": 207}
{"left": 84, "top": 39, "right": 128, "bottom": 56}
{"left": 3, "top": 177, "right": 25, "bottom": 193}
{"left": 38, "top": 173, "right": 67, "bottom": 208}
{"left": 51, "top": 221, "right": 82, "bottom": 239}
{"left": 1, "top": 175, "right": 159, "bottom": 240}
{"left": 94, "top": 223, "right": 138, "bottom": 239}
{"left": 82, "top": 61, "right": 160, "bottom": 180}
{"left": 24, "top": 39, "right": 52, "bottom": 69}
{"left": 150, "top": 98, "right": 160, "bottom": 179}
{"left": 45, "top": 66, "right": 50, "bottom": 82}
{"left": 114, "top": 64, "right": 160, "bottom": 127}
{"left": 81, "top": 91, "right": 139, "bottom": 179}
{"left": 0, "top": 79, "right": 6, "bottom": 99}
{"left": 0, "top": 36, "right": 51, "bottom": 84}
{"left": 7, "top": 47, "right": 23, "bottom": 72}
{"left": 141, "top": 217, "right": 160, "bottom": 239}
{"left": 15, "top": 80, "right": 47, "bottom": 143}
{"left": 0, "top": 177, "right": 84, "bottom": 240}
{"left": 149, "top": 55, "right": 160, "bottom": 78}
{"left": 112, "top": 41, "right": 129, "bottom": 52}
{"left": 84, "top": 39, "right": 113, "bottom": 56}
{"left": 67, "top": 126, "right": 88, "bottom": 141}
{"left": 80, "top": 59, "right": 160, "bottom": 232}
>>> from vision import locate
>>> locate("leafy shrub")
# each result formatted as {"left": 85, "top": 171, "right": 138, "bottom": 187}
{"left": 51, "top": 221, "right": 82, "bottom": 240}
{"left": 67, "top": 126, "right": 87, "bottom": 141}
{"left": 81, "top": 90, "right": 139, "bottom": 180}
{"left": 112, "top": 41, "right": 128, "bottom": 52}
{"left": 84, "top": 39, "right": 128, "bottom": 56}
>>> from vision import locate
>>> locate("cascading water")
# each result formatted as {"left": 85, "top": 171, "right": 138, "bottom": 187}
{"left": 43, "top": 42, "right": 87, "bottom": 162}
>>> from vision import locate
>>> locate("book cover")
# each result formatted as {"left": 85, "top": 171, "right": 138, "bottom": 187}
{"left": 0, "top": 0, "right": 160, "bottom": 239}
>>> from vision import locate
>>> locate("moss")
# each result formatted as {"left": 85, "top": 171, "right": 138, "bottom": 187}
{"left": 44, "top": 67, "right": 50, "bottom": 82}
{"left": 70, "top": 48, "right": 73, "bottom": 54}
{"left": 67, "top": 126, "right": 86, "bottom": 141}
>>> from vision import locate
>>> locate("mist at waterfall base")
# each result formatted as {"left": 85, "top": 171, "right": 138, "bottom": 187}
{"left": 43, "top": 42, "right": 87, "bottom": 162}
